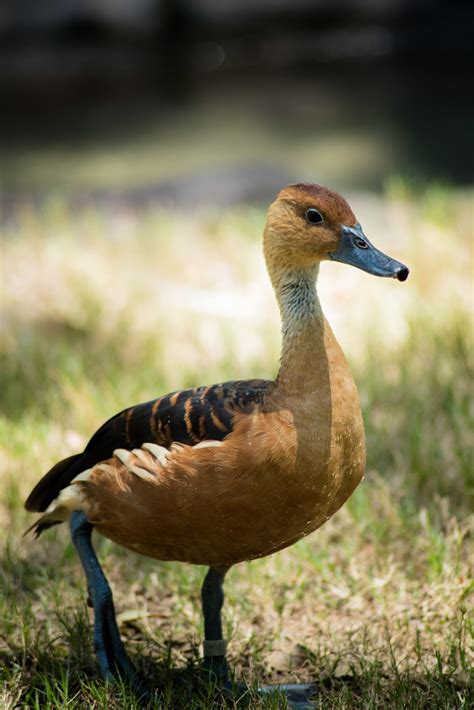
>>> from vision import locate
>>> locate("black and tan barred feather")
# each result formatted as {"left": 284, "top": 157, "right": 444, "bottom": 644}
{"left": 25, "top": 379, "right": 271, "bottom": 513}
{"left": 147, "top": 379, "right": 269, "bottom": 447}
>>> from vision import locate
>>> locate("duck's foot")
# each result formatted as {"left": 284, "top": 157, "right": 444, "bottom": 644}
{"left": 201, "top": 641, "right": 316, "bottom": 709}
{"left": 202, "top": 639, "right": 229, "bottom": 681}
{"left": 70, "top": 511, "right": 150, "bottom": 700}
{"left": 92, "top": 584, "right": 148, "bottom": 697}
{"left": 225, "top": 680, "right": 317, "bottom": 709}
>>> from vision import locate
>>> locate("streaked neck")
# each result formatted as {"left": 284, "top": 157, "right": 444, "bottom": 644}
{"left": 273, "top": 266, "right": 328, "bottom": 394}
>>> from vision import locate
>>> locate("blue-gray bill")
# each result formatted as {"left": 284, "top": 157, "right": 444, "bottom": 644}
{"left": 330, "top": 225, "right": 409, "bottom": 281}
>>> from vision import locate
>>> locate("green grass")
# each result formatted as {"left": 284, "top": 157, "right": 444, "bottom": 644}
{"left": 1, "top": 185, "right": 473, "bottom": 708}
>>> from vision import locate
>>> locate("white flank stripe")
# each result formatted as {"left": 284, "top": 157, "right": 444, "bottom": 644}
{"left": 142, "top": 442, "right": 168, "bottom": 465}
{"left": 131, "top": 465, "right": 155, "bottom": 482}
{"left": 114, "top": 448, "right": 132, "bottom": 465}
{"left": 194, "top": 440, "right": 223, "bottom": 449}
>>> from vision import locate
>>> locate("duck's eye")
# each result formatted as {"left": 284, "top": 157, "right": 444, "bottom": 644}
{"left": 306, "top": 208, "right": 324, "bottom": 225}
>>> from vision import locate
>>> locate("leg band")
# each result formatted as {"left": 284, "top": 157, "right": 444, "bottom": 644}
{"left": 203, "top": 639, "right": 228, "bottom": 657}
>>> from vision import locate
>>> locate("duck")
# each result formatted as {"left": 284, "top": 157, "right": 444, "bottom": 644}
{"left": 25, "top": 183, "right": 408, "bottom": 707}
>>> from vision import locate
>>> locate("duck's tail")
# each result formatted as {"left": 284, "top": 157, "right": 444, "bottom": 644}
{"left": 24, "top": 465, "right": 92, "bottom": 538}
{"left": 24, "top": 453, "right": 84, "bottom": 513}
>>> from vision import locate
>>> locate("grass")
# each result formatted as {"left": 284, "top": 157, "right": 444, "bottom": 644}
{"left": 1, "top": 184, "right": 473, "bottom": 708}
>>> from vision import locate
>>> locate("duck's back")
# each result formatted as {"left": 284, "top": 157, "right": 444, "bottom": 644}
{"left": 25, "top": 379, "right": 272, "bottom": 515}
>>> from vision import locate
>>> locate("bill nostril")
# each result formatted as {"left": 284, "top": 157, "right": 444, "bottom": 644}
{"left": 396, "top": 266, "right": 409, "bottom": 282}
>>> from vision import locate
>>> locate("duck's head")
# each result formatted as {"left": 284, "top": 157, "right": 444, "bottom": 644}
{"left": 264, "top": 183, "right": 409, "bottom": 281}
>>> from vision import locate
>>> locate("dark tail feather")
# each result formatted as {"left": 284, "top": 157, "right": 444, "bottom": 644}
{"left": 24, "top": 454, "right": 83, "bottom": 512}
{"left": 24, "top": 518, "right": 63, "bottom": 539}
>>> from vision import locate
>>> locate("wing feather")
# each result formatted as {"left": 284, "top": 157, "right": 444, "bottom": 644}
{"left": 25, "top": 379, "right": 272, "bottom": 513}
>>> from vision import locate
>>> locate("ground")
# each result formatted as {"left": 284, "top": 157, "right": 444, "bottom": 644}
{"left": 1, "top": 183, "right": 472, "bottom": 708}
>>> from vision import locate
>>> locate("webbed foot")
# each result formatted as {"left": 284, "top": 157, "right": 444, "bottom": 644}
{"left": 225, "top": 679, "right": 317, "bottom": 709}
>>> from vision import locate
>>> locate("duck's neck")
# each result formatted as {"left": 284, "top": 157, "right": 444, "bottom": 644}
{"left": 272, "top": 265, "right": 329, "bottom": 395}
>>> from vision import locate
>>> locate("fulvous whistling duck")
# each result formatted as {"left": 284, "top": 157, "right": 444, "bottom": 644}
{"left": 25, "top": 184, "right": 408, "bottom": 707}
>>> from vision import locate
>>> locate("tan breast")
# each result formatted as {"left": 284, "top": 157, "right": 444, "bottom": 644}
{"left": 245, "top": 320, "right": 365, "bottom": 559}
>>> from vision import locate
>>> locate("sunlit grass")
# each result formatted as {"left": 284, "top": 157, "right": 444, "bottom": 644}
{"left": 1, "top": 184, "right": 472, "bottom": 707}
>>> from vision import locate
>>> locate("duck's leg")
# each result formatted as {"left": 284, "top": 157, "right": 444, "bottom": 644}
{"left": 201, "top": 565, "right": 230, "bottom": 681}
{"left": 201, "top": 566, "right": 316, "bottom": 708}
{"left": 69, "top": 511, "right": 146, "bottom": 694}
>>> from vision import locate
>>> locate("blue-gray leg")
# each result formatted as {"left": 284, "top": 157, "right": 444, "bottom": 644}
{"left": 200, "top": 565, "right": 317, "bottom": 708}
{"left": 201, "top": 566, "right": 230, "bottom": 681}
{"left": 69, "top": 511, "right": 147, "bottom": 695}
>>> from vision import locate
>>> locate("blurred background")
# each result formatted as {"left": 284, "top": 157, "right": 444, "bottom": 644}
{"left": 1, "top": 0, "right": 473, "bottom": 202}
{"left": 1, "top": 2, "right": 473, "bottom": 708}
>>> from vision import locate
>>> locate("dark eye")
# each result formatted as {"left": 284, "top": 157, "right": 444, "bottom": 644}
{"left": 306, "top": 208, "right": 324, "bottom": 225}
{"left": 354, "top": 237, "right": 368, "bottom": 249}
